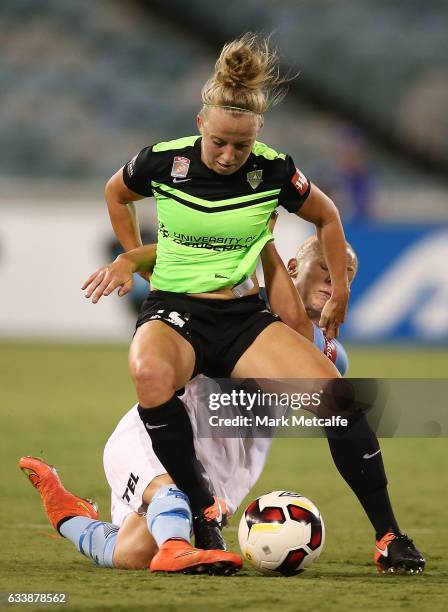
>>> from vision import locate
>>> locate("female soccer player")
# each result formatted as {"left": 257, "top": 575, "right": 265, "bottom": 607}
{"left": 100, "top": 34, "right": 349, "bottom": 552}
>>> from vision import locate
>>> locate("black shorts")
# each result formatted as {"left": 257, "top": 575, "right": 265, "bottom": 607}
{"left": 135, "top": 291, "right": 279, "bottom": 378}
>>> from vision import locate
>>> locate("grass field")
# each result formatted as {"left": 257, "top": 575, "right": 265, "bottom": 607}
{"left": 1, "top": 343, "right": 447, "bottom": 611}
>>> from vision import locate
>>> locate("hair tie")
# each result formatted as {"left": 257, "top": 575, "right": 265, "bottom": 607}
{"left": 202, "top": 103, "right": 262, "bottom": 116}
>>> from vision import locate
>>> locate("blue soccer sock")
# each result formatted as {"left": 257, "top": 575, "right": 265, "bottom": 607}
{"left": 146, "top": 485, "right": 192, "bottom": 548}
{"left": 59, "top": 517, "right": 119, "bottom": 568}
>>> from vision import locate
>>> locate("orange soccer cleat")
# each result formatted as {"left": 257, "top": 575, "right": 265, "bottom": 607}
{"left": 18, "top": 456, "right": 98, "bottom": 533}
{"left": 203, "top": 496, "right": 230, "bottom": 527}
{"left": 149, "top": 538, "right": 242, "bottom": 575}
{"left": 374, "top": 531, "right": 425, "bottom": 574}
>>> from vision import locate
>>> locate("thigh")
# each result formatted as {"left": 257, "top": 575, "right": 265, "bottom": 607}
{"left": 113, "top": 512, "right": 157, "bottom": 570}
{"left": 231, "top": 321, "right": 340, "bottom": 379}
{"left": 129, "top": 320, "right": 196, "bottom": 390}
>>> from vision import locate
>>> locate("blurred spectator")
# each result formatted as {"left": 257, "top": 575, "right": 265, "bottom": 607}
{"left": 311, "top": 125, "right": 376, "bottom": 222}
{"left": 333, "top": 125, "right": 376, "bottom": 221}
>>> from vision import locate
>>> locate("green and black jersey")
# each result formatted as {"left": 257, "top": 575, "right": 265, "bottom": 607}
{"left": 123, "top": 135, "right": 311, "bottom": 293}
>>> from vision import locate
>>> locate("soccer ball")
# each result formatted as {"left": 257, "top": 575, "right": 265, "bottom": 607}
{"left": 238, "top": 491, "right": 325, "bottom": 576}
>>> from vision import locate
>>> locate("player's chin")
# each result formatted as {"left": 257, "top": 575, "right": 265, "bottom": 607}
{"left": 312, "top": 295, "right": 328, "bottom": 312}
{"left": 215, "top": 162, "right": 239, "bottom": 174}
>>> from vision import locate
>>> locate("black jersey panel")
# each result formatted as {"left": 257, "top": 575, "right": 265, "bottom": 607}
{"left": 123, "top": 146, "right": 154, "bottom": 197}
{"left": 277, "top": 155, "right": 311, "bottom": 213}
{"left": 121, "top": 140, "right": 312, "bottom": 211}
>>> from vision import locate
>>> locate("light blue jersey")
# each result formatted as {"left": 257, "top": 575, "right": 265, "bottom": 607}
{"left": 312, "top": 324, "right": 349, "bottom": 376}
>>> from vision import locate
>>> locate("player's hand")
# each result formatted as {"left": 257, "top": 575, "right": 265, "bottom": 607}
{"left": 318, "top": 288, "right": 349, "bottom": 339}
{"left": 82, "top": 258, "right": 135, "bottom": 304}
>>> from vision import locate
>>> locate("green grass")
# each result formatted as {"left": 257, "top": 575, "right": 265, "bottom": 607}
{"left": 1, "top": 343, "right": 447, "bottom": 611}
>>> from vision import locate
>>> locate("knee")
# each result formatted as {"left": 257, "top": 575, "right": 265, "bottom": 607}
{"left": 317, "top": 378, "right": 354, "bottom": 419}
{"left": 143, "top": 474, "right": 174, "bottom": 505}
{"left": 130, "top": 355, "right": 176, "bottom": 393}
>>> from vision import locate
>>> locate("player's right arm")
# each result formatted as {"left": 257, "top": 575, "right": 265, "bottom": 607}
{"left": 105, "top": 169, "right": 146, "bottom": 251}
{"left": 105, "top": 146, "right": 156, "bottom": 251}
{"left": 82, "top": 244, "right": 157, "bottom": 304}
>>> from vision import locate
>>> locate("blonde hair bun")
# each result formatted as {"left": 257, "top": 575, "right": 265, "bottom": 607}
{"left": 202, "top": 33, "right": 291, "bottom": 115}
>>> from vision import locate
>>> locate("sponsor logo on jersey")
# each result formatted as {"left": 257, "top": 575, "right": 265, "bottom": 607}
{"left": 122, "top": 472, "right": 139, "bottom": 503}
{"left": 158, "top": 221, "right": 170, "bottom": 238}
{"left": 247, "top": 169, "right": 263, "bottom": 189}
{"left": 291, "top": 168, "right": 309, "bottom": 196}
{"left": 171, "top": 156, "right": 190, "bottom": 178}
{"left": 127, "top": 154, "right": 138, "bottom": 177}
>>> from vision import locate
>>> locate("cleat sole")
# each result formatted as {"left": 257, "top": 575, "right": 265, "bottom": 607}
{"left": 152, "top": 560, "right": 241, "bottom": 576}
{"left": 378, "top": 562, "right": 425, "bottom": 575}
{"left": 182, "top": 561, "right": 240, "bottom": 576}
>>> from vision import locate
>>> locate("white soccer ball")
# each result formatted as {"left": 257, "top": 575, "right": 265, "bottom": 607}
{"left": 238, "top": 490, "right": 325, "bottom": 576}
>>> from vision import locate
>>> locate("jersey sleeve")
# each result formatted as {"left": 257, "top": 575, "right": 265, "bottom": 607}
{"left": 312, "top": 323, "right": 326, "bottom": 352}
{"left": 333, "top": 340, "right": 349, "bottom": 376}
{"left": 122, "top": 146, "right": 154, "bottom": 197}
{"left": 312, "top": 324, "right": 349, "bottom": 376}
{"left": 277, "top": 155, "right": 312, "bottom": 213}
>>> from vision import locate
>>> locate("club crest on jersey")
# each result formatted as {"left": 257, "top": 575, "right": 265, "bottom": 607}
{"left": 171, "top": 156, "right": 190, "bottom": 178}
{"left": 247, "top": 169, "right": 263, "bottom": 190}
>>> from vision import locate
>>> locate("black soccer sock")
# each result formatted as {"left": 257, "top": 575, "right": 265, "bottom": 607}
{"left": 325, "top": 413, "right": 400, "bottom": 538}
{"left": 137, "top": 396, "right": 214, "bottom": 515}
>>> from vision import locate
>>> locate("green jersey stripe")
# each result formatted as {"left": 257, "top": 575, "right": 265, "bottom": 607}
{"left": 152, "top": 136, "right": 200, "bottom": 152}
{"left": 152, "top": 181, "right": 281, "bottom": 207}
{"left": 252, "top": 141, "right": 286, "bottom": 160}
{"left": 152, "top": 185, "right": 278, "bottom": 213}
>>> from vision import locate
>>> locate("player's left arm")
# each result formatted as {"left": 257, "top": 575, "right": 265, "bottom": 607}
{"left": 296, "top": 184, "right": 349, "bottom": 339}
{"left": 261, "top": 240, "right": 314, "bottom": 341}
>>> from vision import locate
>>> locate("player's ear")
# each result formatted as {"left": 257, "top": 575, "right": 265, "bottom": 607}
{"left": 287, "top": 258, "right": 298, "bottom": 279}
{"left": 197, "top": 114, "right": 203, "bottom": 133}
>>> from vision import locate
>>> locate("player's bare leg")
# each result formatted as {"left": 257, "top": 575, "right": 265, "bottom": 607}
{"left": 129, "top": 320, "right": 196, "bottom": 407}
{"left": 231, "top": 321, "right": 338, "bottom": 379}
{"left": 129, "top": 321, "right": 230, "bottom": 551}
{"left": 113, "top": 512, "right": 158, "bottom": 569}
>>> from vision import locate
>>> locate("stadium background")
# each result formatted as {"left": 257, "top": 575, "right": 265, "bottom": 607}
{"left": 1, "top": 1, "right": 447, "bottom": 610}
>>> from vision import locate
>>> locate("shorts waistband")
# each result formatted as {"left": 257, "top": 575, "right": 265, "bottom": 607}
{"left": 148, "top": 290, "right": 262, "bottom": 305}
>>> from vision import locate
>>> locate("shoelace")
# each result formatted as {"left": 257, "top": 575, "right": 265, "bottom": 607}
{"left": 395, "top": 533, "right": 413, "bottom": 547}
